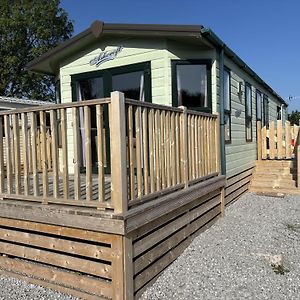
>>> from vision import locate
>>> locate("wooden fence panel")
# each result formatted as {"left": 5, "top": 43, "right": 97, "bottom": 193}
{"left": 257, "top": 120, "right": 299, "bottom": 160}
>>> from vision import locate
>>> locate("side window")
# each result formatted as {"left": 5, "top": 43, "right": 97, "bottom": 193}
{"left": 263, "top": 95, "right": 269, "bottom": 127}
{"left": 277, "top": 106, "right": 281, "bottom": 120}
{"left": 224, "top": 67, "right": 231, "bottom": 143}
{"left": 245, "top": 83, "right": 252, "bottom": 141}
{"left": 256, "top": 90, "right": 262, "bottom": 121}
{"left": 172, "top": 60, "right": 212, "bottom": 112}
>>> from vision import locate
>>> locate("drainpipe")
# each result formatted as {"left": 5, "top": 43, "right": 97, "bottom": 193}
{"left": 218, "top": 47, "right": 226, "bottom": 175}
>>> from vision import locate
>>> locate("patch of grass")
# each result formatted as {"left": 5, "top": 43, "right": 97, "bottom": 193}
{"left": 286, "top": 223, "right": 300, "bottom": 232}
{"left": 271, "top": 264, "right": 290, "bottom": 275}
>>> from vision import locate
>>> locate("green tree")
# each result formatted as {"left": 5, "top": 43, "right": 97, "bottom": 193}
{"left": 288, "top": 110, "right": 300, "bottom": 126}
{"left": 0, "top": 0, "right": 73, "bottom": 101}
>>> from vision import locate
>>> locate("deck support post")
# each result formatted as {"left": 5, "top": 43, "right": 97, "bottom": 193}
{"left": 257, "top": 121, "right": 262, "bottom": 160}
{"left": 110, "top": 91, "right": 128, "bottom": 214}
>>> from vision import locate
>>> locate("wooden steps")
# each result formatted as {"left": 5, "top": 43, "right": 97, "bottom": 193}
{"left": 250, "top": 160, "right": 300, "bottom": 195}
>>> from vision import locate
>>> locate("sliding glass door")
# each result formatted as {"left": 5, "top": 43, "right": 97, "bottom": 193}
{"left": 71, "top": 62, "right": 151, "bottom": 173}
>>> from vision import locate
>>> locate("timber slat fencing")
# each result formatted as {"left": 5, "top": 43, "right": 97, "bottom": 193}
{"left": 0, "top": 99, "right": 111, "bottom": 209}
{"left": 124, "top": 99, "right": 220, "bottom": 207}
{"left": 257, "top": 120, "right": 299, "bottom": 160}
{"left": 0, "top": 92, "right": 220, "bottom": 213}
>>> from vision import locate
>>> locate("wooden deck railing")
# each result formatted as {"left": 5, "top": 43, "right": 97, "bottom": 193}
{"left": 257, "top": 120, "right": 299, "bottom": 160}
{"left": 0, "top": 99, "right": 111, "bottom": 209}
{"left": 0, "top": 92, "right": 221, "bottom": 213}
{"left": 122, "top": 99, "right": 220, "bottom": 208}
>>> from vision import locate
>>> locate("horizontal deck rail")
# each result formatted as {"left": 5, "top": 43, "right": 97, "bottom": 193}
{"left": 0, "top": 92, "right": 221, "bottom": 213}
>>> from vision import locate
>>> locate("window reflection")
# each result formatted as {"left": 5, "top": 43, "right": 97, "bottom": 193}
{"left": 79, "top": 77, "right": 104, "bottom": 100}
{"left": 176, "top": 64, "right": 208, "bottom": 108}
{"left": 112, "top": 71, "right": 144, "bottom": 101}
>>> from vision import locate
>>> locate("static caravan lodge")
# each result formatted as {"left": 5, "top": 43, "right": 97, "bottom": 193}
{"left": 28, "top": 20, "right": 288, "bottom": 204}
{"left": 0, "top": 21, "right": 290, "bottom": 299}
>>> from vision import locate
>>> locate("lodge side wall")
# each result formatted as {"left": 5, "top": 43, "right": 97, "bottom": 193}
{"left": 216, "top": 56, "right": 286, "bottom": 179}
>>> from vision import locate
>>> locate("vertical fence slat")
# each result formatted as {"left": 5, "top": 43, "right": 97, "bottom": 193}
{"left": 12, "top": 114, "right": 20, "bottom": 194}
{"left": 135, "top": 107, "right": 142, "bottom": 198}
{"left": 206, "top": 118, "right": 211, "bottom": 175}
{"left": 261, "top": 125, "right": 267, "bottom": 159}
{"left": 197, "top": 116, "right": 201, "bottom": 176}
{"left": 200, "top": 117, "right": 205, "bottom": 176}
{"left": 60, "top": 109, "right": 69, "bottom": 199}
{"left": 215, "top": 115, "right": 221, "bottom": 174}
{"left": 4, "top": 116, "right": 12, "bottom": 194}
{"left": 165, "top": 111, "right": 171, "bottom": 188}
{"left": 84, "top": 106, "right": 92, "bottom": 201}
{"left": 180, "top": 107, "right": 188, "bottom": 188}
{"left": 50, "top": 110, "right": 59, "bottom": 198}
{"left": 72, "top": 107, "right": 81, "bottom": 200}
{"left": 175, "top": 113, "right": 180, "bottom": 184}
{"left": 257, "top": 121, "right": 262, "bottom": 160}
{"left": 27, "top": 124, "right": 32, "bottom": 174}
{"left": 269, "top": 121, "right": 275, "bottom": 159}
{"left": 30, "top": 113, "right": 39, "bottom": 196}
{"left": 277, "top": 120, "right": 282, "bottom": 159}
{"left": 155, "top": 110, "right": 161, "bottom": 191}
{"left": 40, "top": 111, "right": 48, "bottom": 199}
{"left": 160, "top": 111, "right": 166, "bottom": 189}
{"left": 286, "top": 121, "right": 291, "bottom": 158}
{"left": 148, "top": 109, "right": 155, "bottom": 193}
{"left": 96, "top": 105, "right": 105, "bottom": 203}
{"left": 127, "top": 105, "right": 135, "bottom": 199}
{"left": 203, "top": 117, "right": 207, "bottom": 175}
{"left": 294, "top": 125, "right": 299, "bottom": 158}
{"left": 171, "top": 112, "right": 176, "bottom": 186}
{"left": 21, "top": 113, "right": 29, "bottom": 196}
{"left": 211, "top": 118, "right": 216, "bottom": 173}
{"left": 194, "top": 116, "right": 199, "bottom": 178}
{"left": 46, "top": 130, "right": 52, "bottom": 170}
{"left": 187, "top": 115, "right": 192, "bottom": 180}
{"left": 142, "top": 108, "right": 149, "bottom": 195}
{"left": 0, "top": 117, "right": 4, "bottom": 193}
{"left": 191, "top": 115, "right": 195, "bottom": 180}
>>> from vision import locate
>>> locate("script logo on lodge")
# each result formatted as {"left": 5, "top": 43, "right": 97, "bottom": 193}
{"left": 90, "top": 46, "right": 123, "bottom": 68}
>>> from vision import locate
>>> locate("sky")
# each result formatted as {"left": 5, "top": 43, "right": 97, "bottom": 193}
{"left": 60, "top": 0, "right": 300, "bottom": 112}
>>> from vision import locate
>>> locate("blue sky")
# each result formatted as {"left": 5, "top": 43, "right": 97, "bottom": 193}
{"left": 61, "top": 0, "right": 300, "bottom": 112}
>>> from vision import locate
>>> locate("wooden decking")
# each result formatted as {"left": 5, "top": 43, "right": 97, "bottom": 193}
{"left": 0, "top": 92, "right": 225, "bottom": 299}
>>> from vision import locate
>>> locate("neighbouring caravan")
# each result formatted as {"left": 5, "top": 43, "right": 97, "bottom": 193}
{"left": 27, "top": 20, "right": 287, "bottom": 204}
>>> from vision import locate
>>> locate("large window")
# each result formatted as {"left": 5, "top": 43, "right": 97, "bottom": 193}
{"left": 224, "top": 67, "right": 231, "bottom": 142}
{"left": 172, "top": 60, "right": 211, "bottom": 112}
{"left": 256, "top": 90, "right": 262, "bottom": 121}
{"left": 112, "top": 70, "right": 145, "bottom": 101}
{"left": 245, "top": 83, "right": 252, "bottom": 141}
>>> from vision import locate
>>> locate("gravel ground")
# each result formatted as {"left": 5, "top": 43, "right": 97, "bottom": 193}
{"left": 141, "top": 193, "right": 300, "bottom": 300}
{"left": 0, "top": 275, "right": 79, "bottom": 300}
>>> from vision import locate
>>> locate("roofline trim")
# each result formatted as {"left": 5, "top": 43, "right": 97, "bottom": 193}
{"left": 27, "top": 20, "right": 204, "bottom": 73}
{"left": 201, "top": 28, "right": 287, "bottom": 106}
